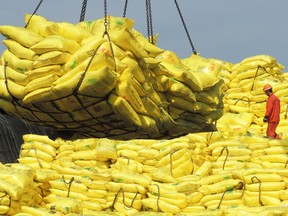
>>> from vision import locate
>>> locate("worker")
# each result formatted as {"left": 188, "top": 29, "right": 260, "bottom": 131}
{"left": 263, "top": 84, "right": 281, "bottom": 139}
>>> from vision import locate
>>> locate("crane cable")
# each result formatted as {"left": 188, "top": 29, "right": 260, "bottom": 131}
{"left": 123, "top": 0, "right": 154, "bottom": 43}
{"left": 173, "top": 0, "right": 197, "bottom": 55}
{"left": 123, "top": 0, "right": 129, "bottom": 17}
{"left": 25, "top": 0, "right": 44, "bottom": 28}
{"left": 103, "top": 0, "right": 108, "bottom": 34}
{"left": 79, "top": 0, "right": 88, "bottom": 22}
{"left": 146, "top": 0, "right": 154, "bottom": 44}
{"left": 102, "top": 0, "right": 116, "bottom": 71}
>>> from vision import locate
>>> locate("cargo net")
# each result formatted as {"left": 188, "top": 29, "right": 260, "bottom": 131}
{"left": 0, "top": 14, "right": 225, "bottom": 139}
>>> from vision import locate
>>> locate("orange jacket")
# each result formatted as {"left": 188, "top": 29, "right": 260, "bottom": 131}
{"left": 265, "top": 93, "right": 280, "bottom": 122}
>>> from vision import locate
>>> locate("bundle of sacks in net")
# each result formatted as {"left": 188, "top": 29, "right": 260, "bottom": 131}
{"left": 0, "top": 14, "right": 226, "bottom": 139}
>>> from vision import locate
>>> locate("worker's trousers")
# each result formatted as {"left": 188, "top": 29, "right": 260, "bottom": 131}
{"left": 266, "top": 121, "right": 280, "bottom": 139}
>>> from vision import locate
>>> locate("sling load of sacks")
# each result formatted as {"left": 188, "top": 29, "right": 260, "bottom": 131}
{"left": 0, "top": 14, "right": 225, "bottom": 139}
{"left": 220, "top": 54, "right": 288, "bottom": 138}
{"left": 0, "top": 132, "right": 288, "bottom": 215}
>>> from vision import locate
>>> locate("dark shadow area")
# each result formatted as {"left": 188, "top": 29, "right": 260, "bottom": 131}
{"left": 0, "top": 113, "right": 73, "bottom": 164}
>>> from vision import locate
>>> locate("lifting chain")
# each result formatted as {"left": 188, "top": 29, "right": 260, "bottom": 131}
{"left": 25, "top": 0, "right": 44, "bottom": 28}
{"left": 104, "top": 0, "right": 108, "bottom": 32}
{"left": 146, "top": 0, "right": 154, "bottom": 44}
{"left": 123, "top": 0, "right": 129, "bottom": 17}
{"left": 79, "top": 0, "right": 88, "bottom": 22}
{"left": 174, "top": 0, "right": 197, "bottom": 54}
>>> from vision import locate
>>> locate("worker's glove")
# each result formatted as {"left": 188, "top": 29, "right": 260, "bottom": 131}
{"left": 263, "top": 116, "right": 269, "bottom": 122}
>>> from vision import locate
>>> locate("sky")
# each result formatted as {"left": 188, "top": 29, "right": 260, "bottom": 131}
{"left": 0, "top": 0, "right": 287, "bottom": 70}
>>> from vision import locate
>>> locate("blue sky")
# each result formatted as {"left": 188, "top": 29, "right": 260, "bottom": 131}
{"left": 0, "top": 0, "right": 287, "bottom": 70}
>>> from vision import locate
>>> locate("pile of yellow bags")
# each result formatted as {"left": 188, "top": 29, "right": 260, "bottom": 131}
{"left": 0, "top": 14, "right": 224, "bottom": 139}
{"left": 0, "top": 133, "right": 283, "bottom": 215}
{"left": 220, "top": 54, "right": 288, "bottom": 138}
{"left": 0, "top": 163, "right": 41, "bottom": 215}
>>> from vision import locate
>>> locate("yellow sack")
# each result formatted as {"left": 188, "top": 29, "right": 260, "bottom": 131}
{"left": 33, "top": 51, "right": 71, "bottom": 68}
{"left": 18, "top": 156, "right": 52, "bottom": 169}
{"left": 108, "top": 27, "right": 148, "bottom": 59}
{"left": 245, "top": 181, "right": 286, "bottom": 192}
{"left": 132, "top": 212, "right": 173, "bottom": 216}
{"left": 111, "top": 171, "right": 151, "bottom": 187}
{"left": 132, "top": 29, "right": 163, "bottom": 57}
{"left": 21, "top": 206, "right": 65, "bottom": 216}
{"left": 197, "top": 179, "right": 243, "bottom": 195}
{"left": 138, "top": 147, "right": 159, "bottom": 160}
{"left": 77, "top": 20, "right": 95, "bottom": 32}
{"left": 0, "top": 25, "right": 44, "bottom": 47}
{"left": 108, "top": 93, "right": 142, "bottom": 127}
{"left": 54, "top": 52, "right": 115, "bottom": 86}
{"left": 182, "top": 54, "right": 222, "bottom": 90}
{"left": 243, "top": 173, "right": 283, "bottom": 184}
{"left": 96, "top": 40, "right": 128, "bottom": 61}
{"left": 166, "top": 93, "right": 215, "bottom": 115}
{"left": 196, "top": 80, "right": 224, "bottom": 105}
{"left": 212, "top": 146, "right": 251, "bottom": 157}
{"left": 142, "top": 198, "right": 181, "bottom": 215}
{"left": 0, "top": 177, "right": 26, "bottom": 199}
{"left": 25, "top": 13, "right": 59, "bottom": 37}
{"left": 21, "top": 140, "right": 56, "bottom": 157}
{"left": 34, "top": 169, "right": 61, "bottom": 182}
{"left": 5, "top": 66, "right": 28, "bottom": 85}
{"left": 106, "top": 181, "right": 146, "bottom": 194}
{"left": 2, "top": 49, "right": 34, "bottom": 72}
{"left": 23, "top": 134, "right": 60, "bottom": 148}
{"left": 46, "top": 197, "right": 82, "bottom": 214}
{"left": 25, "top": 73, "right": 58, "bottom": 94}
{"left": 1, "top": 78, "right": 26, "bottom": 99}
{"left": 0, "top": 206, "right": 10, "bottom": 215}
{"left": 26, "top": 65, "right": 64, "bottom": 80}
{"left": 236, "top": 67, "right": 266, "bottom": 81}
{"left": 64, "top": 37, "right": 106, "bottom": 71}
{"left": 56, "top": 21, "right": 92, "bottom": 42}
{"left": 139, "top": 114, "right": 159, "bottom": 135}
{"left": 116, "top": 74, "right": 145, "bottom": 113}
{"left": 2, "top": 39, "right": 38, "bottom": 60}
{"left": 167, "top": 78, "right": 196, "bottom": 102}
{"left": 111, "top": 202, "right": 139, "bottom": 215}
{"left": 147, "top": 192, "right": 187, "bottom": 209}
{"left": 79, "top": 66, "right": 118, "bottom": 97}
{"left": 74, "top": 160, "right": 109, "bottom": 169}
{"left": 120, "top": 56, "right": 145, "bottom": 83}
{"left": 193, "top": 161, "right": 213, "bottom": 177}
{"left": 259, "top": 154, "right": 288, "bottom": 163}
{"left": 30, "top": 35, "right": 80, "bottom": 54}
{"left": 151, "top": 167, "right": 176, "bottom": 183}
{"left": 200, "top": 172, "right": 237, "bottom": 186}
{"left": 86, "top": 188, "right": 107, "bottom": 198}
{"left": 49, "top": 178, "right": 88, "bottom": 193}
{"left": 157, "top": 50, "right": 187, "bottom": 68}
{"left": 91, "top": 16, "right": 135, "bottom": 35}
{"left": 20, "top": 148, "right": 54, "bottom": 162}
{"left": 94, "top": 138, "right": 117, "bottom": 162}
{"left": 84, "top": 100, "right": 113, "bottom": 118}
{"left": 156, "top": 62, "right": 202, "bottom": 91}
{"left": 82, "top": 200, "right": 103, "bottom": 211}
{"left": 200, "top": 190, "right": 243, "bottom": 205}
{"left": 216, "top": 112, "right": 253, "bottom": 138}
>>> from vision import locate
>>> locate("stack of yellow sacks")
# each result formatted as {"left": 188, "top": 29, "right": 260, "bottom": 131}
{"left": 0, "top": 14, "right": 225, "bottom": 139}
{"left": 0, "top": 163, "right": 41, "bottom": 215}
{"left": 221, "top": 54, "right": 288, "bottom": 138}
{"left": 0, "top": 132, "right": 281, "bottom": 215}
